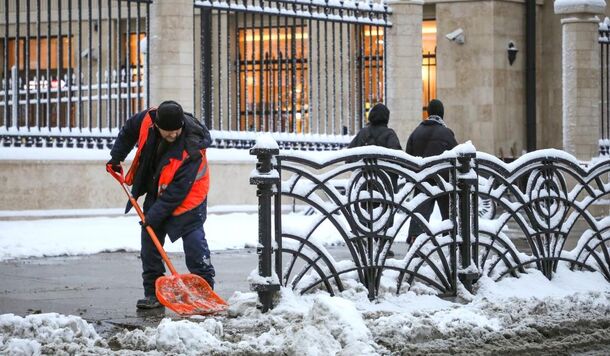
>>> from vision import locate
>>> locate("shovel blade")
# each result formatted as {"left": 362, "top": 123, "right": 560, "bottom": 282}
{"left": 155, "top": 274, "right": 228, "bottom": 316}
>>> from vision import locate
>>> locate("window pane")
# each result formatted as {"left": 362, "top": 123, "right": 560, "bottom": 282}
{"left": 7, "top": 36, "right": 74, "bottom": 70}
{"left": 238, "top": 26, "right": 308, "bottom": 133}
{"left": 422, "top": 20, "right": 437, "bottom": 118}
{"left": 362, "top": 26, "right": 384, "bottom": 113}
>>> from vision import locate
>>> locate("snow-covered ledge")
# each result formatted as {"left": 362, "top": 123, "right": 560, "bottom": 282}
{"left": 555, "top": 0, "right": 606, "bottom": 160}
{"left": 554, "top": 0, "right": 605, "bottom": 15}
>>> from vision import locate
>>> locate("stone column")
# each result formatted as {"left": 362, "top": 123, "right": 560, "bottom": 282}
{"left": 385, "top": 0, "right": 423, "bottom": 142}
{"left": 149, "top": 0, "right": 195, "bottom": 111}
{"left": 555, "top": 0, "right": 605, "bottom": 160}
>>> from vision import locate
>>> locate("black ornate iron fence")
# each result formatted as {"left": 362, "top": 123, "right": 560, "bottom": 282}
{"left": 599, "top": 17, "right": 610, "bottom": 155}
{"left": 0, "top": 0, "right": 151, "bottom": 149}
{"left": 474, "top": 151, "right": 610, "bottom": 281}
{"left": 250, "top": 141, "right": 610, "bottom": 311}
{"left": 194, "top": 0, "right": 391, "bottom": 151}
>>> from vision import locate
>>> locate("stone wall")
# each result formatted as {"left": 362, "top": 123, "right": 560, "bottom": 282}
{"left": 149, "top": 0, "right": 195, "bottom": 111}
{"left": 436, "top": 1, "right": 495, "bottom": 153}
{"left": 386, "top": 0, "right": 424, "bottom": 145}
{"left": 539, "top": 0, "right": 564, "bottom": 150}
{"left": 0, "top": 160, "right": 257, "bottom": 211}
{"left": 435, "top": 0, "right": 528, "bottom": 156}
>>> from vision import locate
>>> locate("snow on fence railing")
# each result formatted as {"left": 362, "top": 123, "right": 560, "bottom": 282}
{"left": 250, "top": 137, "right": 610, "bottom": 311}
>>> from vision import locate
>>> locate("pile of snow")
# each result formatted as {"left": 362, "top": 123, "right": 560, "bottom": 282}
{"left": 0, "top": 313, "right": 102, "bottom": 354}
{"left": 2, "top": 266, "right": 610, "bottom": 355}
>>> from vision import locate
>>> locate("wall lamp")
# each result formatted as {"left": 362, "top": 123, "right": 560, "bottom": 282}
{"left": 507, "top": 41, "right": 518, "bottom": 65}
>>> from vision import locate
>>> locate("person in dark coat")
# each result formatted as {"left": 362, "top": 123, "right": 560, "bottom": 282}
{"left": 405, "top": 99, "right": 458, "bottom": 244}
{"left": 349, "top": 103, "right": 402, "bottom": 257}
{"left": 106, "top": 100, "right": 215, "bottom": 309}
{"left": 348, "top": 103, "right": 402, "bottom": 151}
{"left": 348, "top": 103, "right": 402, "bottom": 194}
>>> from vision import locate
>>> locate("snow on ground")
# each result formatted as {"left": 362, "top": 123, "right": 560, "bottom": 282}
{"left": 0, "top": 211, "right": 351, "bottom": 261}
{"left": 1, "top": 267, "right": 610, "bottom": 355}
{"left": 0, "top": 208, "right": 439, "bottom": 261}
{"left": 2, "top": 210, "right": 610, "bottom": 354}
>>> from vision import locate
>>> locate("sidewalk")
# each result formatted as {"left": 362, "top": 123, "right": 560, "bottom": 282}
{"left": 0, "top": 250, "right": 256, "bottom": 329}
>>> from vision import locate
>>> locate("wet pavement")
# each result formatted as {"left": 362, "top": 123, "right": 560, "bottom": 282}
{"left": 3, "top": 245, "right": 610, "bottom": 355}
{"left": 0, "top": 249, "right": 257, "bottom": 329}
{"left": 0, "top": 228, "right": 593, "bottom": 332}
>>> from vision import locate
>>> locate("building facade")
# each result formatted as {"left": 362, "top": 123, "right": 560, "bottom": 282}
{"left": 0, "top": 0, "right": 607, "bottom": 210}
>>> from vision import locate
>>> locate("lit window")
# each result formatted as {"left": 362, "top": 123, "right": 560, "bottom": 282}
{"left": 6, "top": 36, "right": 73, "bottom": 70}
{"left": 122, "top": 33, "right": 146, "bottom": 67}
{"left": 422, "top": 20, "right": 437, "bottom": 118}
{"left": 238, "top": 26, "right": 308, "bottom": 133}
{"left": 361, "top": 26, "right": 384, "bottom": 113}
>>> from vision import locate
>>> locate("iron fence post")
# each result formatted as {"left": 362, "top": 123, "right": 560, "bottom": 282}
{"left": 11, "top": 66, "right": 18, "bottom": 129}
{"left": 201, "top": 8, "right": 213, "bottom": 129}
{"left": 457, "top": 153, "right": 478, "bottom": 293}
{"left": 250, "top": 146, "right": 281, "bottom": 312}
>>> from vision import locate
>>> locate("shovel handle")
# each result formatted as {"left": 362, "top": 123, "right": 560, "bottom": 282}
{"left": 108, "top": 169, "right": 179, "bottom": 276}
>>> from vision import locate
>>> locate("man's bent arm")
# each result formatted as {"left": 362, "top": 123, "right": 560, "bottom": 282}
{"left": 110, "top": 111, "right": 147, "bottom": 161}
{"left": 144, "top": 156, "right": 201, "bottom": 227}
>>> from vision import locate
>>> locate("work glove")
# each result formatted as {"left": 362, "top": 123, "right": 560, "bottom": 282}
{"left": 106, "top": 158, "right": 123, "bottom": 175}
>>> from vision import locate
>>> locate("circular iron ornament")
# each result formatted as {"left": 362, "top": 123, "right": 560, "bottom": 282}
{"left": 346, "top": 166, "right": 396, "bottom": 234}
{"left": 526, "top": 169, "right": 569, "bottom": 230}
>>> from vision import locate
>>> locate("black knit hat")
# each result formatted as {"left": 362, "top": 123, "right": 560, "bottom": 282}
{"left": 428, "top": 99, "right": 444, "bottom": 119}
{"left": 368, "top": 103, "right": 390, "bottom": 125}
{"left": 155, "top": 100, "right": 185, "bottom": 131}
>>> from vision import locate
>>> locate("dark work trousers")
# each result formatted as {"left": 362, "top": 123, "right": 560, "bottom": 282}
{"left": 407, "top": 192, "right": 450, "bottom": 242}
{"left": 140, "top": 225, "right": 216, "bottom": 297}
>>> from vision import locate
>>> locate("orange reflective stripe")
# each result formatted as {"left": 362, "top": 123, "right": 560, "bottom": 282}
{"left": 124, "top": 109, "right": 155, "bottom": 186}
{"left": 126, "top": 118, "right": 210, "bottom": 216}
{"left": 171, "top": 151, "right": 210, "bottom": 216}
{"left": 157, "top": 153, "right": 186, "bottom": 195}
{"left": 156, "top": 149, "right": 210, "bottom": 216}
{"left": 195, "top": 163, "right": 207, "bottom": 181}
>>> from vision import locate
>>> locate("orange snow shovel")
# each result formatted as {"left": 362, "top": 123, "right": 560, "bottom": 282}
{"left": 108, "top": 168, "right": 228, "bottom": 316}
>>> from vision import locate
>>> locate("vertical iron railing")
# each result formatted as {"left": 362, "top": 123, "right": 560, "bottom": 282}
{"left": 249, "top": 143, "right": 281, "bottom": 312}
{"left": 599, "top": 17, "right": 610, "bottom": 156}
{"left": 194, "top": 0, "right": 391, "bottom": 150}
{"left": 0, "top": 0, "right": 151, "bottom": 148}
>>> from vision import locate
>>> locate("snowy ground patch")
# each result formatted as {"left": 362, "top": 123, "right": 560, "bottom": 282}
{"left": 2, "top": 267, "right": 610, "bottom": 355}
{"left": 0, "top": 212, "right": 345, "bottom": 261}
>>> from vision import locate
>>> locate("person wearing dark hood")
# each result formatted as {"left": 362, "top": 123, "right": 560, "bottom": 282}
{"left": 106, "top": 100, "right": 215, "bottom": 309}
{"left": 348, "top": 103, "right": 402, "bottom": 151}
{"left": 405, "top": 98, "right": 458, "bottom": 244}
{"left": 348, "top": 103, "right": 402, "bottom": 257}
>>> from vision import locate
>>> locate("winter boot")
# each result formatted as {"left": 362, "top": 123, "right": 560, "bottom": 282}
{"left": 136, "top": 295, "right": 162, "bottom": 309}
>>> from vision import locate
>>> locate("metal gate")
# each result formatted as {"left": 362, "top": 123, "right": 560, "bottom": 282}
{"left": 194, "top": 0, "right": 391, "bottom": 150}
{"left": 0, "top": 0, "right": 151, "bottom": 149}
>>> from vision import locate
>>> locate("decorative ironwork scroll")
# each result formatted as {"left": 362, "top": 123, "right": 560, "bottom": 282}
{"left": 474, "top": 151, "right": 610, "bottom": 281}
{"left": 273, "top": 147, "right": 465, "bottom": 302}
{"left": 251, "top": 141, "right": 610, "bottom": 311}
